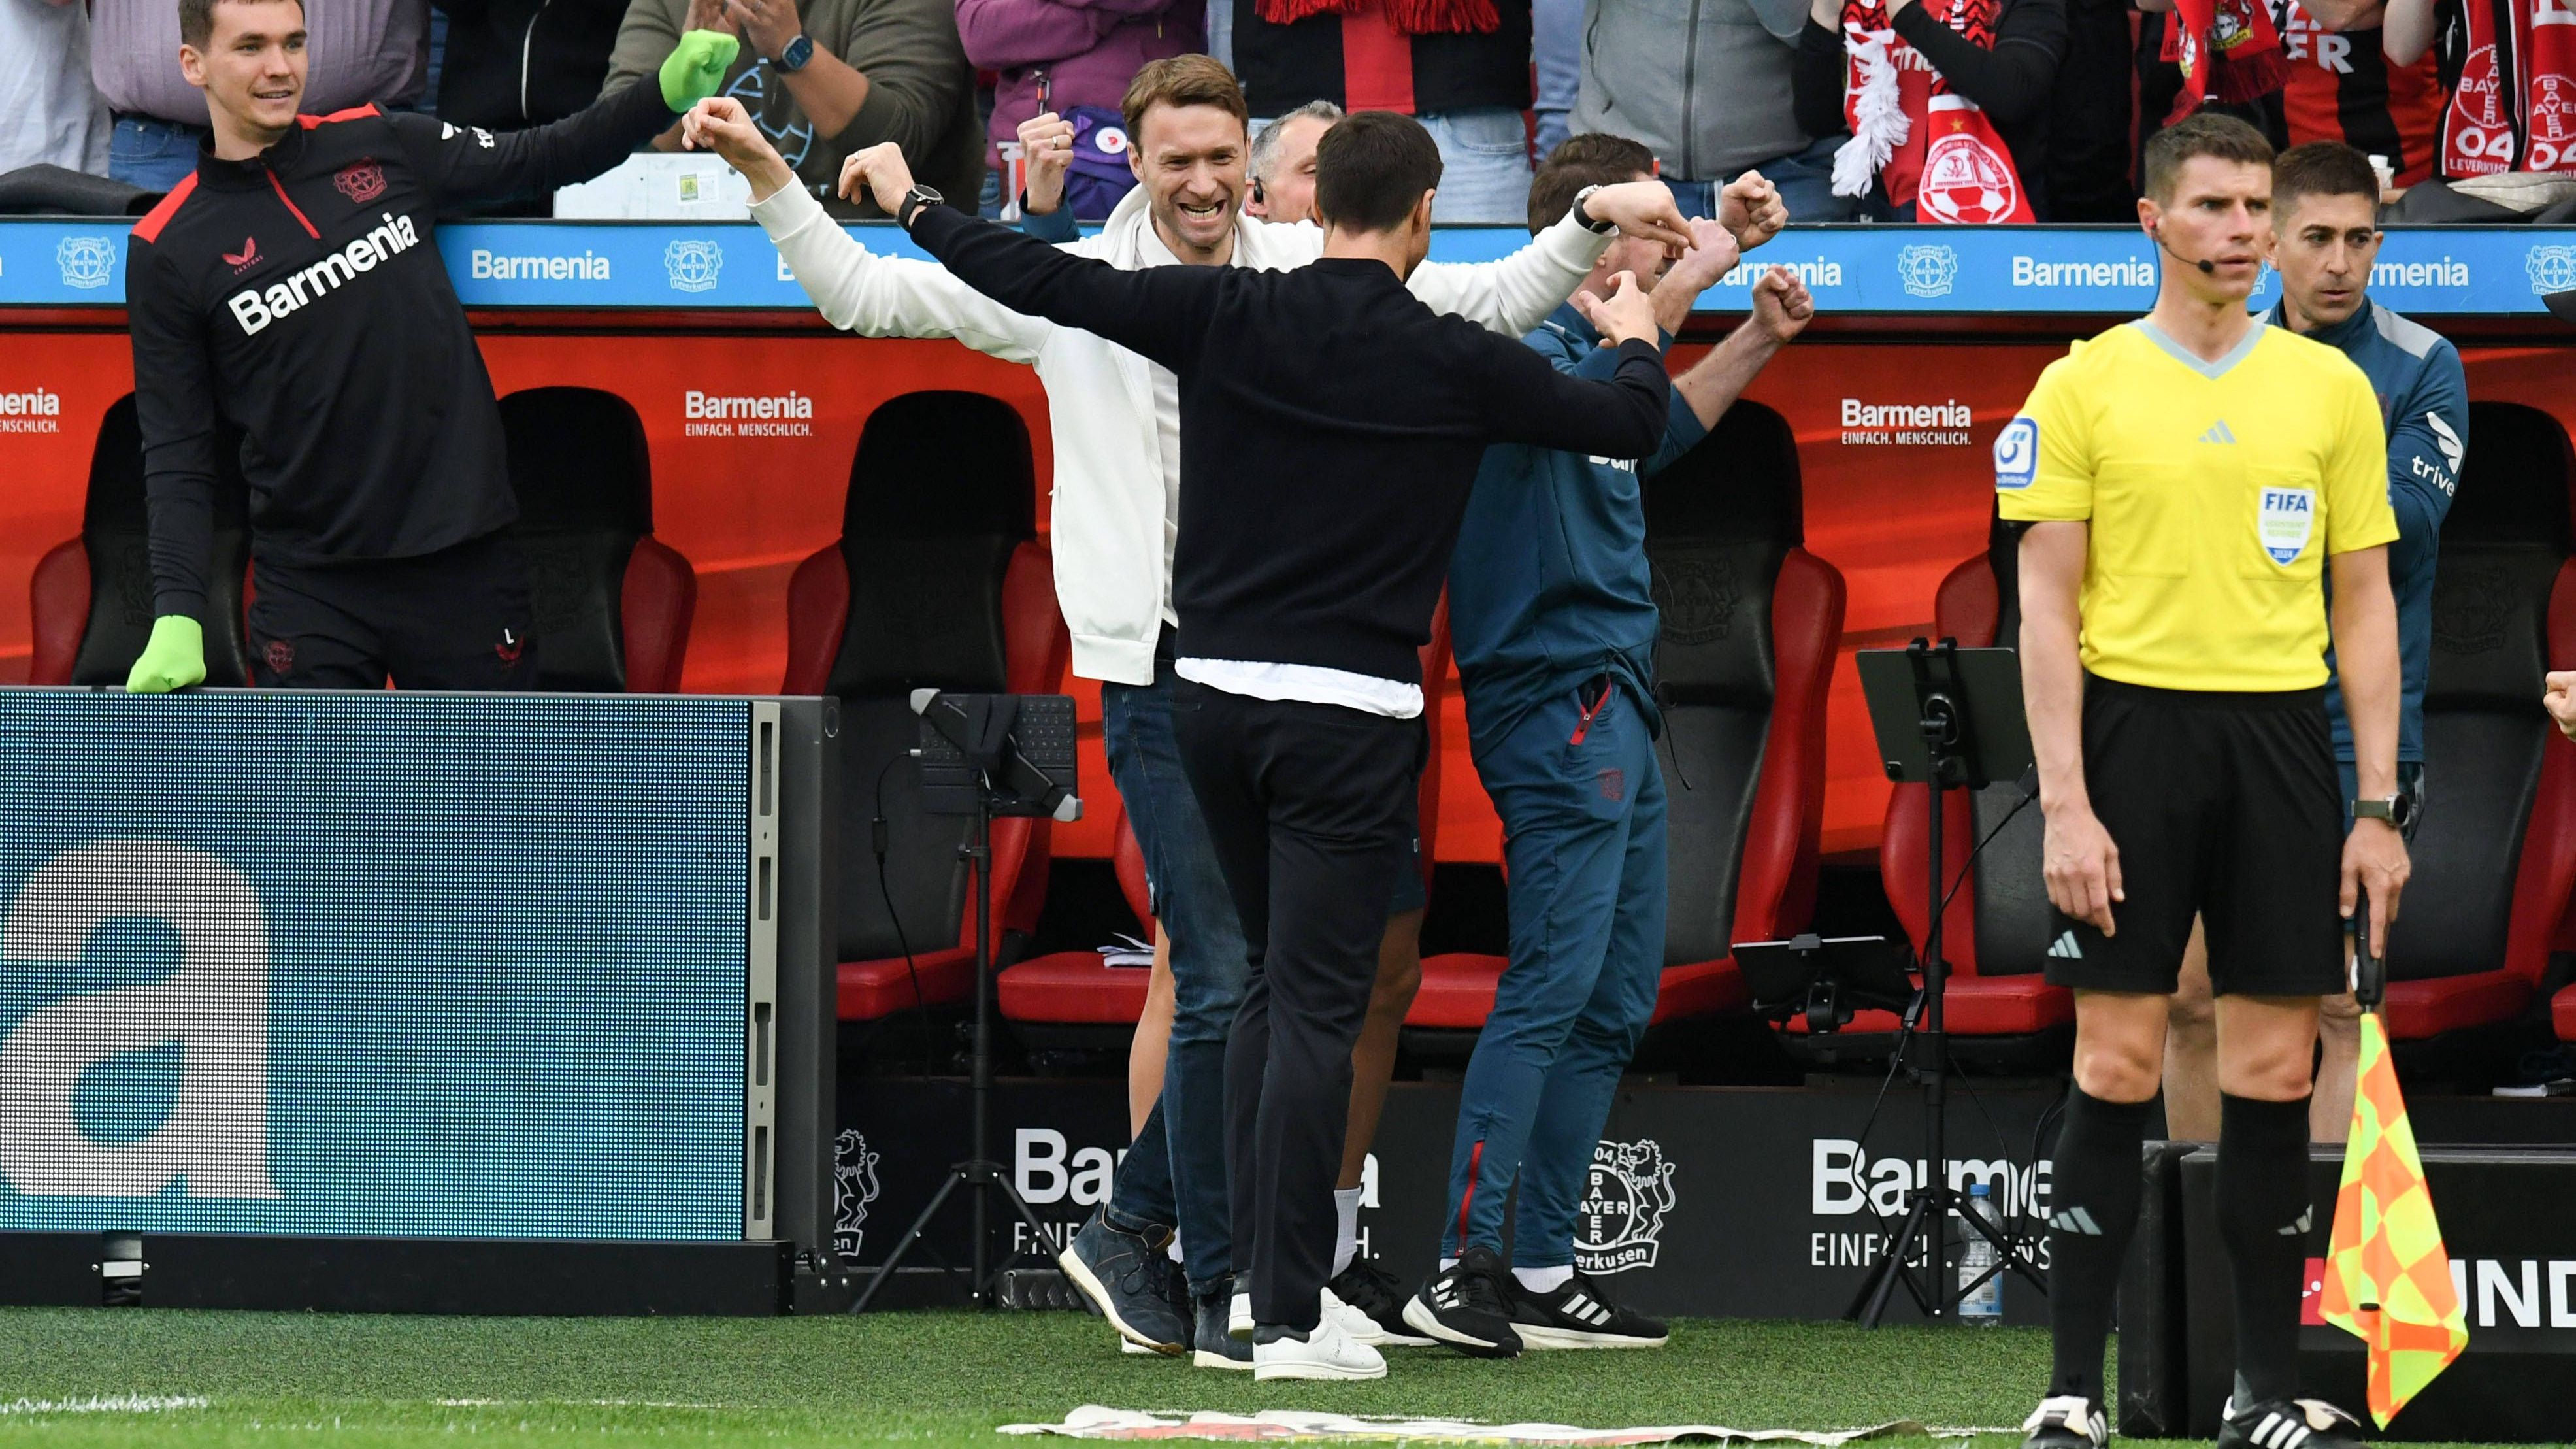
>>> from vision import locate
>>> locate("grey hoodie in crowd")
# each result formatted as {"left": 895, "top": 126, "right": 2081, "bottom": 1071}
{"left": 1572, "top": 0, "right": 1816, "bottom": 181}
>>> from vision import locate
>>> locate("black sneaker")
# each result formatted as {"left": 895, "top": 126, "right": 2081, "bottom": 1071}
{"left": 2217, "top": 1396, "right": 2366, "bottom": 1449}
{"left": 2019, "top": 1395, "right": 2106, "bottom": 1449}
{"left": 1056, "top": 1209, "right": 1187, "bottom": 1354}
{"left": 1329, "top": 1259, "right": 1436, "bottom": 1346}
{"left": 1510, "top": 1270, "right": 1668, "bottom": 1348}
{"left": 1400, "top": 1245, "right": 1523, "bottom": 1358}
{"left": 1191, "top": 1287, "right": 1253, "bottom": 1371}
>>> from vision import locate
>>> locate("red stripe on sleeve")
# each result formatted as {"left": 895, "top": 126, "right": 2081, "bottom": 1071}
{"left": 298, "top": 103, "right": 384, "bottom": 128}
{"left": 130, "top": 172, "right": 200, "bottom": 244}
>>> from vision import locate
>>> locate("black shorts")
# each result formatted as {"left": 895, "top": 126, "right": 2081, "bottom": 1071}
{"left": 2045, "top": 676, "right": 2345, "bottom": 998}
{"left": 249, "top": 531, "right": 539, "bottom": 691}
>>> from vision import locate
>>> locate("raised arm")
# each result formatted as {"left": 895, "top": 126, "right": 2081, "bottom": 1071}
{"left": 684, "top": 98, "right": 1051, "bottom": 359}
{"left": 1477, "top": 273, "right": 1670, "bottom": 459}
{"left": 873, "top": 145, "right": 1218, "bottom": 371}
{"left": 389, "top": 30, "right": 733, "bottom": 203}
{"left": 1407, "top": 180, "right": 1692, "bottom": 337}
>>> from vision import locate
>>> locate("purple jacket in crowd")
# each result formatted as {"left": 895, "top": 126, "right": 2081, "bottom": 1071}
{"left": 956, "top": 0, "right": 1202, "bottom": 167}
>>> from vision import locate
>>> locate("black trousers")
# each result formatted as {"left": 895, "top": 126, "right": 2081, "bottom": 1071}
{"left": 1173, "top": 680, "right": 1425, "bottom": 1332}
{"left": 249, "top": 531, "right": 540, "bottom": 690}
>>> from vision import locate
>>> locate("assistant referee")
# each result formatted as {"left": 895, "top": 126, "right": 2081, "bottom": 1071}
{"left": 2002, "top": 115, "right": 2408, "bottom": 1449}
{"left": 122, "top": 0, "right": 736, "bottom": 693}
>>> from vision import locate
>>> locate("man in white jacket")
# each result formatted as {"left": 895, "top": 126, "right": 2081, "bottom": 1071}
{"left": 681, "top": 56, "right": 1760, "bottom": 1367}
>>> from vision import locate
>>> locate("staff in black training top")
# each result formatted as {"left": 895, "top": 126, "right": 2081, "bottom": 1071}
{"left": 841, "top": 112, "right": 1672, "bottom": 1382}
{"left": 122, "top": 0, "right": 736, "bottom": 693}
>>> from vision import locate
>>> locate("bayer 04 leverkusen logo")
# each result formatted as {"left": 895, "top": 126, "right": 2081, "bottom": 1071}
{"left": 834, "top": 1129, "right": 882, "bottom": 1261}
{"left": 1575, "top": 1138, "right": 1676, "bottom": 1274}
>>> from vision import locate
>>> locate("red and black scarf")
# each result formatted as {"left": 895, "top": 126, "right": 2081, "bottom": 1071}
{"left": 2441, "top": 0, "right": 2576, "bottom": 175}
{"left": 1834, "top": 0, "right": 2035, "bottom": 222}
{"left": 1259, "top": 0, "right": 1497, "bottom": 35}
{"left": 2160, "top": 0, "right": 2290, "bottom": 120}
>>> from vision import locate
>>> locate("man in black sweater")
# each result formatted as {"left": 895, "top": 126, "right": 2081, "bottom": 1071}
{"left": 844, "top": 110, "right": 1671, "bottom": 1381}
{"left": 122, "top": 0, "right": 736, "bottom": 693}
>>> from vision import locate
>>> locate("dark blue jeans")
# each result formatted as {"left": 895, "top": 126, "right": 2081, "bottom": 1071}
{"left": 1441, "top": 679, "right": 1668, "bottom": 1266}
{"left": 1662, "top": 134, "right": 1858, "bottom": 225}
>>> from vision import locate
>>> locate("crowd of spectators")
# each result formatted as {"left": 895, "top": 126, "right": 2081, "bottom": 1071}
{"left": 3, "top": 0, "right": 2573, "bottom": 221}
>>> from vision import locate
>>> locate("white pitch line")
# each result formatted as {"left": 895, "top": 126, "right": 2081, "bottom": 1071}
{"left": 0, "top": 1396, "right": 210, "bottom": 1415}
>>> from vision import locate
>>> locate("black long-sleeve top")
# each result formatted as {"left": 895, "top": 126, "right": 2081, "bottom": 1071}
{"left": 1792, "top": 0, "right": 2068, "bottom": 218}
{"left": 127, "top": 80, "right": 678, "bottom": 618}
{"left": 908, "top": 205, "right": 1672, "bottom": 687}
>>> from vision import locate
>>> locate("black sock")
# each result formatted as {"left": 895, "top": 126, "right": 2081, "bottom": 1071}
{"left": 2218, "top": 1093, "right": 2314, "bottom": 1405}
{"left": 2045, "top": 1087, "right": 2153, "bottom": 1405}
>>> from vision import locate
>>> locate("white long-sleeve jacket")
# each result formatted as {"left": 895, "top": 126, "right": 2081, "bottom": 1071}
{"left": 748, "top": 181, "right": 1610, "bottom": 686}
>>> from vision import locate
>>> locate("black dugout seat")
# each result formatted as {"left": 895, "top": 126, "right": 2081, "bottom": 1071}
{"left": 498, "top": 388, "right": 697, "bottom": 691}
{"left": 782, "top": 391, "right": 1065, "bottom": 1022}
{"left": 1407, "top": 403, "right": 1845, "bottom": 1033}
{"left": 29, "top": 394, "right": 253, "bottom": 686}
{"left": 2374, "top": 402, "right": 2576, "bottom": 1044}
{"left": 1845, "top": 520, "right": 2073, "bottom": 1069}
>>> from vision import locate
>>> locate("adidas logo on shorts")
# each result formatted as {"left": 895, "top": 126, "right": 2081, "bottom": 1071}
{"left": 2050, "top": 1207, "right": 2104, "bottom": 1236}
{"left": 2047, "top": 931, "right": 2084, "bottom": 959}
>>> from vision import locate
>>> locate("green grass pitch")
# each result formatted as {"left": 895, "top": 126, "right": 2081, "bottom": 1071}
{"left": 0, "top": 1309, "right": 2532, "bottom": 1447}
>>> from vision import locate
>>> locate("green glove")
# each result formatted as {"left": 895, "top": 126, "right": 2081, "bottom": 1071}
{"left": 125, "top": 615, "right": 207, "bottom": 695}
{"left": 659, "top": 29, "right": 742, "bottom": 111}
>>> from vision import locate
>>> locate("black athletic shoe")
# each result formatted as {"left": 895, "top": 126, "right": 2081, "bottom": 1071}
{"left": 1329, "top": 1259, "right": 1435, "bottom": 1346}
{"left": 1057, "top": 1210, "right": 1187, "bottom": 1354}
{"left": 1400, "top": 1245, "right": 1524, "bottom": 1358}
{"left": 1509, "top": 1270, "right": 1668, "bottom": 1348}
{"left": 1191, "top": 1288, "right": 1253, "bottom": 1371}
{"left": 2019, "top": 1395, "right": 2107, "bottom": 1449}
{"left": 2217, "top": 1397, "right": 2366, "bottom": 1449}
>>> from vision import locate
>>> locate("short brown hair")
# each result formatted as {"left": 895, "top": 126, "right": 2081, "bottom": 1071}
{"left": 179, "top": 0, "right": 302, "bottom": 49}
{"left": 2272, "top": 141, "right": 2380, "bottom": 219}
{"left": 1527, "top": 133, "right": 1655, "bottom": 235}
{"left": 1313, "top": 110, "right": 1443, "bottom": 233}
{"left": 1120, "top": 56, "right": 1249, "bottom": 146}
{"left": 2143, "top": 112, "right": 2273, "bottom": 203}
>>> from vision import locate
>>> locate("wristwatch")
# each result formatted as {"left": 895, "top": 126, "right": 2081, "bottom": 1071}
{"left": 776, "top": 32, "right": 815, "bottom": 72}
{"left": 2352, "top": 794, "right": 2412, "bottom": 830}
{"left": 896, "top": 183, "right": 946, "bottom": 229}
{"left": 1570, "top": 183, "right": 1617, "bottom": 234}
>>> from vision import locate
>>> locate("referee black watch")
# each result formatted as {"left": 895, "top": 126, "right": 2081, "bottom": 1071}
{"left": 896, "top": 183, "right": 946, "bottom": 230}
{"left": 2352, "top": 793, "right": 2412, "bottom": 830}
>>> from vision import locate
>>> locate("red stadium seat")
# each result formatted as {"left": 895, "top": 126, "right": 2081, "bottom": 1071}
{"left": 785, "top": 391, "right": 1065, "bottom": 1023}
{"left": 2372, "top": 403, "right": 2576, "bottom": 1047}
{"left": 997, "top": 805, "right": 1155, "bottom": 1028}
{"left": 29, "top": 394, "right": 253, "bottom": 686}
{"left": 1409, "top": 403, "right": 1843, "bottom": 1036}
{"left": 497, "top": 388, "right": 697, "bottom": 691}
{"left": 1832, "top": 524, "right": 2074, "bottom": 1069}
{"left": 2555, "top": 984, "right": 2576, "bottom": 1041}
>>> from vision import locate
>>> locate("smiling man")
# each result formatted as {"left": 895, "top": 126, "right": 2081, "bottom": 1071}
{"left": 2004, "top": 114, "right": 2405, "bottom": 1449}
{"left": 121, "top": 0, "right": 736, "bottom": 693}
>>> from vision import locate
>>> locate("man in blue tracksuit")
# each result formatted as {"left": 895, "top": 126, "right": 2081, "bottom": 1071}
{"left": 2164, "top": 140, "right": 2469, "bottom": 1144}
{"left": 1399, "top": 133, "right": 1815, "bottom": 1357}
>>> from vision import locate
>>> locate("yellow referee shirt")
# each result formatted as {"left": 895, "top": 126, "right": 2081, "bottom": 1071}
{"left": 1995, "top": 320, "right": 2398, "bottom": 693}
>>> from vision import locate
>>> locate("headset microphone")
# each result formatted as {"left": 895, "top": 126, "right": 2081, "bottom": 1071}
{"left": 2151, "top": 223, "right": 2217, "bottom": 275}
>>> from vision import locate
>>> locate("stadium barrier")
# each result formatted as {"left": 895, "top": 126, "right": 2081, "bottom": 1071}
{"left": 0, "top": 689, "right": 844, "bottom": 1315}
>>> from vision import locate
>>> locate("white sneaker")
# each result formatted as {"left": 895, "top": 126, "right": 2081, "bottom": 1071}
{"left": 1321, "top": 1286, "right": 1390, "bottom": 1347}
{"left": 1251, "top": 1316, "right": 1387, "bottom": 1382}
{"left": 1119, "top": 1340, "right": 1157, "bottom": 1356}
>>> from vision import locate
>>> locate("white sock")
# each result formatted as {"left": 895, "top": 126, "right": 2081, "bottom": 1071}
{"left": 1330, "top": 1187, "right": 1362, "bottom": 1278}
{"left": 1513, "top": 1264, "right": 1573, "bottom": 1294}
{"left": 1166, "top": 1233, "right": 1183, "bottom": 1265}
{"left": 1439, "top": 1256, "right": 1457, "bottom": 1272}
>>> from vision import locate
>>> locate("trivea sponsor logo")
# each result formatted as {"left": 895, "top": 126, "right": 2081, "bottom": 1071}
{"left": 225, "top": 213, "right": 420, "bottom": 336}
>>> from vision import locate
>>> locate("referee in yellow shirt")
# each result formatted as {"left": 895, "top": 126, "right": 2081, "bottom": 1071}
{"left": 2000, "top": 115, "right": 2411, "bottom": 1449}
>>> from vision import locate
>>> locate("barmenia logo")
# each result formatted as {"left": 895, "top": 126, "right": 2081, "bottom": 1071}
{"left": 226, "top": 212, "right": 420, "bottom": 335}
{"left": 685, "top": 389, "right": 814, "bottom": 438}
{"left": 1841, "top": 397, "right": 1975, "bottom": 447}
{"left": 470, "top": 248, "right": 610, "bottom": 281}
{"left": 0, "top": 387, "right": 63, "bottom": 433}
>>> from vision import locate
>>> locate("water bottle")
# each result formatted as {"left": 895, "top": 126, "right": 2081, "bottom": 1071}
{"left": 1957, "top": 1182, "right": 2004, "bottom": 1325}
